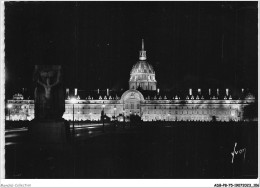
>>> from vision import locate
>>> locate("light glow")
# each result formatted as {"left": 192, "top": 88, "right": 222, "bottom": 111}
{"left": 70, "top": 97, "right": 77, "bottom": 104}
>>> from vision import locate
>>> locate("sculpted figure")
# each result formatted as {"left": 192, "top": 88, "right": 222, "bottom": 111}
{"left": 37, "top": 68, "right": 61, "bottom": 99}
{"left": 33, "top": 65, "right": 65, "bottom": 120}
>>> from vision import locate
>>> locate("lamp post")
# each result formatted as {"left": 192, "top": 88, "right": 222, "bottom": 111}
{"left": 7, "top": 104, "right": 12, "bottom": 120}
{"left": 122, "top": 110, "right": 125, "bottom": 122}
{"left": 130, "top": 111, "right": 132, "bottom": 126}
{"left": 113, "top": 107, "right": 117, "bottom": 130}
{"left": 21, "top": 105, "right": 25, "bottom": 120}
{"left": 102, "top": 104, "right": 105, "bottom": 132}
{"left": 122, "top": 110, "right": 125, "bottom": 129}
{"left": 114, "top": 107, "right": 116, "bottom": 121}
{"left": 70, "top": 98, "right": 77, "bottom": 138}
{"left": 77, "top": 110, "right": 80, "bottom": 126}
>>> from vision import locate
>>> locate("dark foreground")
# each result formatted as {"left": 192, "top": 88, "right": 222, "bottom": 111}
{"left": 5, "top": 121, "right": 258, "bottom": 179}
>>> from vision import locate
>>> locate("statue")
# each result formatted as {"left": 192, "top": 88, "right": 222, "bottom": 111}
{"left": 33, "top": 65, "right": 65, "bottom": 120}
{"left": 29, "top": 65, "right": 69, "bottom": 146}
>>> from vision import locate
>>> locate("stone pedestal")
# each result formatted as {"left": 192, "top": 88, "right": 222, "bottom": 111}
{"left": 30, "top": 65, "right": 69, "bottom": 150}
{"left": 29, "top": 119, "right": 70, "bottom": 146}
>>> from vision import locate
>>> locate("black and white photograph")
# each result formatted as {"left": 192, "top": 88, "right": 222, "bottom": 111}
{"left": 0, "top": 1, "right": 258, "bottom": 187}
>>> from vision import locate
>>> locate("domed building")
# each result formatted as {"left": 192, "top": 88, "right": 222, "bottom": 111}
{"left": 6, "top": 40, "right": 256, "bottom": 122}
{"left": 129, "top": 39, "right": 157, "bottom": 91}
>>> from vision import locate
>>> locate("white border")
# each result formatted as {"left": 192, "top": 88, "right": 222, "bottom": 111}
{"left": 0, "top": 0, "right": 5, "bottom": 180}
{"left": 0, "top": 1, "right": 259, "bottom": 187}
{"left": 0, "top": 179, "right": 259, "bottom": 187}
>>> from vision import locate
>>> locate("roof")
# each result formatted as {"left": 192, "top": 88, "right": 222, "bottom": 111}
{"left": 130, "top": 61, "right": 155, "bottom": 75}
{"left": 68, "top": 88, "right": 255, "bottom": 101}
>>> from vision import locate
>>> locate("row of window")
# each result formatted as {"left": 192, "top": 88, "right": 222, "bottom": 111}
{"left": 144, "top": 110, "right": 233, "bottom": 116}
{"left": 64, "top": 110, "right": 119, "bottom": 114}
{"left": 64, "top": 109, "right": 233, "bottom": 116}
{"left": 8, "top": 105, "right": 34, "bottom": 109}
{"left": 124, "top": 104, "right": 140, "bottom": 109}
{"left": 143, "top": 106, "right": 233, "bottom": 110}
{"left": 143, "top": 116, "right": 236, "bottom": 121}
{"left": 9, "top": 103, "right": 236, "bottom": 110}
{"left": 65, "top": 106, "right": 118, "bottom": 110}
{"left": 65, "top": 105, "right": 233, "bottom": 110}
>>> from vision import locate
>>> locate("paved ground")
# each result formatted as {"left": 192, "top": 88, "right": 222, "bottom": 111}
{"left": 4, "top": 121, "right": 258, "bottom": 179}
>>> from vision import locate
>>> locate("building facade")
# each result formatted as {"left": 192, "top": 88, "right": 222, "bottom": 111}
{"left": 6, "top": 40, "right": 256, "bottom": 122}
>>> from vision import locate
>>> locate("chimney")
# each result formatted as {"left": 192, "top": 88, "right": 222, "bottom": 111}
{"left": 107, "top": 88, "right": 109, "bottom": 96}
{"left": 157, "top": 88, "right": 160, "bottom": 95}
{"left": 74, "top": 88, "right": 77, "bottom": 96}
{"left": 242, "top": 88, "right": 244, "bottom": 93}
{"left": 189, "top": 88, "right": 192, "bottom": 96}
{"left": 217, "top": 88, "right": 219, "bottom": 96}
{"left": 97, "top": 89, "right": 99, "bottom": 94}
{"left": 209, "top": 89, "right": 211, "bottom": 96}
{"left": 198, "top": 88, "right": 201, "bottom": 95}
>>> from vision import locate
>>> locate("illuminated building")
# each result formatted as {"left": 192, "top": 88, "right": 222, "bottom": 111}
{"left": 6, "top": 40, "right": 256, "bottom": 122}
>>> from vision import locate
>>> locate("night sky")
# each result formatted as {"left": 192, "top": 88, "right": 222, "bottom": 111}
{"left": 4, "top": 1, "right": 258, "bottom": 99}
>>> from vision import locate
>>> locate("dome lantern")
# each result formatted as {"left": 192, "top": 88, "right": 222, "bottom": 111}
{"left": 139, "top": 39, "right": 147, "bottom": 61}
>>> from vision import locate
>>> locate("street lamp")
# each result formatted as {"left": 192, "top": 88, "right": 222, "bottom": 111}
{"left": 21, "top": 105, "right": 25, "bottom": 120}
{"left": 130, "top": 111, "right": 132, "bottom": 126}
{"left": 113, "top": 107, "right": 117, "bottom": 130}
{"left": 7, "top": 104, "right": 12, "bottom": 120}
{"left": 77, "top": 110, "right": 80, "bottom": 126}
{"left": 70, "top": 97, "right": 77, "bottom": 137}
{"left": 122, "top": 110, "right": 125, "bottom": 129}
{"left": 114, "top": 107, "right": 117, "bottom": 121}
{"left": 122, "top": 110, "right": 125, "bottom": 122}
{"left": 102, "top": 104, "right": 105, "bottom": 132}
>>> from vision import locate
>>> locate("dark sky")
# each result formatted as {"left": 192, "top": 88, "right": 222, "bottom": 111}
{"left": 4, "top": 1, "right": 258, "bottom": 98}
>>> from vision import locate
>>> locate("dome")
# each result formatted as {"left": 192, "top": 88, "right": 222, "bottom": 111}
{"left": 129, "top": 39, "right": 157, "bottom": 91}
{"left": 130, "top": 61, "right": 155, "bottom": 75}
